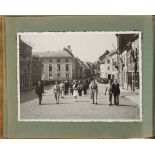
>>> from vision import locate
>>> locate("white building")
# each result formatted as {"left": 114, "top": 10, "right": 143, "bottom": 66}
{"left": 109, "top": 50, "right": 118, "bottom": 82}
{"left": 100, "top": 55, "right": 111, "bottom": 79}
{"left": 116, "top": 33, "right": 140, "bottom": 91}
{"left": 35, "top": 49, "right": 75, "bottom": 81}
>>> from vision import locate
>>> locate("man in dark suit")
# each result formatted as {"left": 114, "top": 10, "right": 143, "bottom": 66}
{"left": 35, "top": 80, "right": 44, "bottom": 105}
{"left": 112, "top": 79, "right": 120, "bottom": 106}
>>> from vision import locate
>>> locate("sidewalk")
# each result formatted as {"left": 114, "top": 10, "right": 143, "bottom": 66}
{"left": 120, "top": 88, "right": 140, "bottom": 106}
{"left": 20, "top": 84, "right": 54, "bottom": 103}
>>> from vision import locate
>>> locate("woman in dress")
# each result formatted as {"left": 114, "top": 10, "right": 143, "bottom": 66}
{"left": 73, "top": 81, "right": 78, "bottom": 102}
{"left": 60, "top": 81, "right": 65, "bottom": 98}
{"left": 105, "top": 79, "right": 113, "bottom": 106}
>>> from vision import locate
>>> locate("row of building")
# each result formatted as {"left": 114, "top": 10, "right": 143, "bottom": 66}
{"left": 99, "top": 33, "right": 140, "bottom": 91}
{"left": 19, "top": 37, "right": 42, "bottom": 91}
{"left": 36, "top": 45, "right": 98, "bottom": 82}
{"left": 19, "top": 38, "right": 97, "bottom": 91}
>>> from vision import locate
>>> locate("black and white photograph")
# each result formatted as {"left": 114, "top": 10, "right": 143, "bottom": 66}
{"left": 17, "top": 31, "right": 142, "bottom": 122}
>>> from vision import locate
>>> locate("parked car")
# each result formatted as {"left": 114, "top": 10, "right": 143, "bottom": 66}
{"left": 97, "top": 78, "right": 108, "bottom": 84}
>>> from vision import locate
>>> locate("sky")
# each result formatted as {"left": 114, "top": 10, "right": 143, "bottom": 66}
{"left": 20, "top": 32, "right": 117, "bottom": 62}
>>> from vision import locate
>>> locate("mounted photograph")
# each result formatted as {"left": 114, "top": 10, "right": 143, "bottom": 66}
{"left": 17, "top": 31, "right": 142, "bottom": 122}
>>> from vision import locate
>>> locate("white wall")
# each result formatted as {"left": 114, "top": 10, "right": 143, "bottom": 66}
{"left": 41, "top": 57, "right": 73, "bottom": 81}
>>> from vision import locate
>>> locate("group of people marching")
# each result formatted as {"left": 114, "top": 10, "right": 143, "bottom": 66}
{"left": 35, "top": 78, "right": 120, "bottom": 106}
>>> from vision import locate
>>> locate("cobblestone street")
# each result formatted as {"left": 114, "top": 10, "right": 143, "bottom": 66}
{"left": 20, "top": 82, "right": 140, "bottom": 121}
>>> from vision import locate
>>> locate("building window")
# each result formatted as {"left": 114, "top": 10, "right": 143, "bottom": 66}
{"left": 27, "top": 61, "right": 30, "bottom": 74}
{"left": 42, "top": 64, "right": 44, "bottom": 72}
{"left": 49, "top": 72, "right": 52, "bottom": 77}
{"left": 57, "top": 64, "right": 60, "bottom": 71}
{"left": 49, "top": 64, "right": 52, "bottom": 71}
{"left": 126, "top": 54, "right": 128, "bottom": 66}
{"left": 66, "top": 64, "right": 69, "bottom": 71}
{"left": 49, "top": 58, "right": 52, "bottom": 62}
{"left": 66, "top": 73, "right": 69, "bottom": 79}
{"left": 107, "top": 59, "right": 110, "bottom": 64}
{"left": 107, "top": 66, "right": 110, "bottom": 70}
{"left": 57, "top": 58, "right": 60, "bottom": 62}
{"left": 66, "top": 58, "right": 69, "bottom": 62}
{"left": 57, "top": 73, "right": 60, "bottom": 78}
{"left": 130, "top": 52, "right": 132, "bottom": 64}
{"left": 135, "top": 48, "right": 139, "bottom": 62}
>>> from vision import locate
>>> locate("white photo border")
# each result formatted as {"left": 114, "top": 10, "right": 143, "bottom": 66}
{"left": 17, "top": 31, "right": 142, "bottom": 122}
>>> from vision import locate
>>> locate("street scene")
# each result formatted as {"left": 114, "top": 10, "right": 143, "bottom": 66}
{"left": 18, "top": 32, "right": 141, "bottom": 121}
{"left": 20, "top": 82, "right": 140, "bottom": 120}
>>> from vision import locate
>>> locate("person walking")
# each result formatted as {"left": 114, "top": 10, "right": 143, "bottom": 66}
{"left": 64, "top": 80, "right": 69, "bottom": 95}
{"left": 64, "top": 81, "right": 67, "bottom": 95}
{"left": 105, "top": 79, "right": 113, "bottom": 106}
{"left": 40, "top": 80, "right": 45, "bottom": 93}
{"left": 53, "top": 81, "right": 61, "bottom": 104}
{"left": 35, "top": 80, "right": 44, "bottom": 105}
{"left": 73, "top": 81, "right": 78, "bottom": 102}
{"left": 60, "top": 81, "right": 65, "bottom": 98}
{"left": 112, "top": 79, "right": 120, "bottom": 106}
{"left": 66, "top": 80, "right": 70, "bottom": 94}
{"left": 69, "top": 80, "right": 74, "bottom": 95}
{"left": 83, "top": 79, "right": 88, "bottom": 95}
{"left": 78, "top": 81, "right": 83, "bottom": 96}
{"left": 90, "top": 79, "right": 98, "bottom": 104}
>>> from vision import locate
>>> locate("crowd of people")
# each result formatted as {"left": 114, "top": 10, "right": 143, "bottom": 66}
{"left": 35, "top": 78, "right": 120, "bottom": 106}
{"left": 53, "top": 78, "right": 92, "bottom": 104}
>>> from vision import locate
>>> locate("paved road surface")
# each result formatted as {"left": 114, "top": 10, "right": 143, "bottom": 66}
{"left": 20, "top": 82, "right": 140, "bottom": 121}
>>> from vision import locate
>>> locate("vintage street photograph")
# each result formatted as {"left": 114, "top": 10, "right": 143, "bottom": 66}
{"left": 17, "top": 31, "right": 142, "bottom": 122}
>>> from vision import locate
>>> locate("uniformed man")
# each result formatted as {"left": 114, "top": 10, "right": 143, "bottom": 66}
{"left": 90, "top": 79, "right": 98, "bottom": 104}
{"left": 53, "top": 81, "right": 61, "bottom": 104}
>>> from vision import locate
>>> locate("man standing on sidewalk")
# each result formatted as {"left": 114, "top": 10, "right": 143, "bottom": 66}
{"left": 90, "top": 79, "right": 98, "bottom": 104}
{"left": 112, "top": 79, "right": 120, "bottom": 106}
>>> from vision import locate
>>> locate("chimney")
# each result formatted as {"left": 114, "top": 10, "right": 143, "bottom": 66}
{"left": 67, "top": 45, "right": 72, "bottom": 53}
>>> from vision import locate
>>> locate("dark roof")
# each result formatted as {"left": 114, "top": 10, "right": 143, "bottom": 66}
{"left": 20, "top": 38, "right": 32, "bottom": 49}
{"left": 116, "top": 33, "right": 139, "bottom": 53}
{"left": 99, "top": 50, "right": 110, "bottom": 61}
{"left": 109, "top": 50, "right": 117, "bottom": 56}
{"left": 86, "top": 62, "right": 93, "bottom": 68}
{"left": 33, "top": 50, "right": 73, "bottom": 58}
{"left": 83, "top": 62, "right": 90, "bottom": 69}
